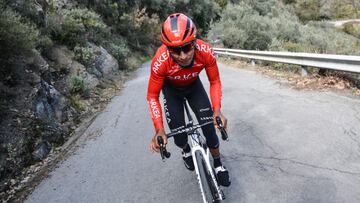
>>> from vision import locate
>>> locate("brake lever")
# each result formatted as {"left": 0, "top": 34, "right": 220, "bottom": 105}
{"left": 215, "top": 116, "right": 229, "bottom": 141}
{"left": 157, "top": 136, "right": 171, "bottom": 161}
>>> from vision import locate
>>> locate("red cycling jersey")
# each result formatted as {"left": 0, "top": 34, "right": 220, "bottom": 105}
{"left": 147, "top": 39, "right": 222, "bottom": 130}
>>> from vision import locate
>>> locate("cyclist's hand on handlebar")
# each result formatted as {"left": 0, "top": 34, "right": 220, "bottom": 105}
{"left": 149, "top": 128, "right": 167, "bottom": 153}
{"left": 213, "top": 109, "right": 228, "bottom": 130}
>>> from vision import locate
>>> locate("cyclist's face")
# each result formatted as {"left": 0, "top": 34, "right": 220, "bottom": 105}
{"left": 168, "top": 42, "right": 195, "bottom": 67}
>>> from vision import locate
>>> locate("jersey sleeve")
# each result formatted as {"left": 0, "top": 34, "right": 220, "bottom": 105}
{"left": 146, "top": 56, "right": 166, "bottom": 131}
{"left": 204, "top": 45, "right": 222, "bottom": 111}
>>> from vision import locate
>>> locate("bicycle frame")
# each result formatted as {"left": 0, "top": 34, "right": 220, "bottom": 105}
{"left": 190, "top": 132, "right": 225, "bottom": 202}
{"left": 183, "top": 99, "right": 225, "bottom": 202}
{"left": 158, "top": 98, "right": 227, "bottom": 202}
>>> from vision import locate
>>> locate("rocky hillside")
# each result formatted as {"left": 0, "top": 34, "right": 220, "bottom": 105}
{"left": 0, "top": 0, "right": 224, "bottom": 201}
{"left": 0, "top": 0, "right": 142, "bottom": 201}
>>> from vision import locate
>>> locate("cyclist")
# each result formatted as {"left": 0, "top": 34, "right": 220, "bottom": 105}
{"left": 147, "top": 13, "right": 230, "bottom": 187}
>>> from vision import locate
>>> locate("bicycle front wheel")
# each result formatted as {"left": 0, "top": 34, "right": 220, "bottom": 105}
{"left": 195, "top": 151, "right": 220, "bottom": 203}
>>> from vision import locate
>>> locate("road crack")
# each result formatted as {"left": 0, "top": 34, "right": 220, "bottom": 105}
{"left": 343, "top": 127, "right": 360, "bottom": 152}
{"left": 236, "top": 121, "right": 278, "bottom": 156}
{"left": 225, "top": 153, "right": 360, "bottom": 177}
{"left": 112, "top": 114, "right": 121, "bottom": 128}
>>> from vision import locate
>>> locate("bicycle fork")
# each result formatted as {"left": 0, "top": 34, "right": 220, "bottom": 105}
{"left": 190, "top": 138, "right": 225, "bottom": 202}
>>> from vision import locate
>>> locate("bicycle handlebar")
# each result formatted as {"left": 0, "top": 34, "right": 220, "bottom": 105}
{"left": 157, "top": 136, "right": 171, "bottom": 160}
{"left": 157, "top": 116, "right": 229, "bottom": 161}
{"left": 167, "top": 120, "right": 214, "bottom": 138}
{"left": 215, "top": 117, "right": 229, "bottom": 141}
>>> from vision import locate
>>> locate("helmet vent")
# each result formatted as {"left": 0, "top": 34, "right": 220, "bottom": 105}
{"left": 170, "top": 16, "right": 178, "bottom": 33}
{"left": 182, "top": 18, "right": 191, "bottom": 40}
{"left": 161, "top": 26, "right": 171, "bottom": 43}
{"left": 189, "top": 27, "right": 194, "bottom": 36}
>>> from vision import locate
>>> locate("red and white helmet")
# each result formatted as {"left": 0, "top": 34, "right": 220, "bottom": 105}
{"left": 160, "top": 13, "right": 197, "bottom": 47}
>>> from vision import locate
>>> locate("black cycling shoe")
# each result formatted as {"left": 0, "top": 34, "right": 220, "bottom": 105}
{"left": 215, "top": 165, "right": 231, "bottom": 187}
{"left": 182, "top": 151, "right": 195, "bottom": 171}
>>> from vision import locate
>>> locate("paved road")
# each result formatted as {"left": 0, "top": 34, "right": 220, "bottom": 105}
{"left": 327, "top": 19, "right": 360, "bottom": 27}
{"left": 26, "top": 62, "right": 360, "bottom": 203}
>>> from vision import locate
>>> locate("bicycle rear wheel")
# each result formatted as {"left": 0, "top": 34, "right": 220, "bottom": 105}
{"left": 195, "top": 151, "right": 220, "bottom": 203}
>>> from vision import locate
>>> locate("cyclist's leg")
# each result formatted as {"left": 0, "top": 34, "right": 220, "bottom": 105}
{"left": 186, "top": 78, "right": 231, "bottom": 186}
{"left": 162, "top": 83, "right": 188, "bottom": 148}
{"left": 162, "top": 83, "right": 195, "bottom": 171}
{"left": 185, "top": 78, "right": 219, "bottom": 149}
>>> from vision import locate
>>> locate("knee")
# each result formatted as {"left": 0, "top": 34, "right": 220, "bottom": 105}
{"left": 207, "top": 139, "right": 219, "bottom": 149}
{"left": 201, "top": 126, "right": 219, "bottom": 149}
{"left": 174, "top": 133, "right": 188, "bottom": 148}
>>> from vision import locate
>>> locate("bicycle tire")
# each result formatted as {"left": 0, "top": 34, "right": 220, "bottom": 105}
{"left": 195, "top": 151, "right": 220, "bottom": 203}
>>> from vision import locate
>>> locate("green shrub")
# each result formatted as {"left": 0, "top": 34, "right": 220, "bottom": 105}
{"left": 282, "top": 42, "right": 309, "bottom": 52}
{"left": 333, "top": 3, "right": 357, "bottom": 19}
{"left": 343, "top": 22, "right": 360, "bottom": 39}
{"left": 299, "top": 24, "right": 360, "bottom": 55}
{"left": 295, "top": 0, "right": 323, "bottom": 22}
{"left": 0, "top": 4, "right": 39, "bottom": 58}
{"left": 69, "top": 75, "right": 87, "bottom": 94}
{"left": 245, "top": 0, "right": 278, "bottom": 16}
{"left": 102, "top": 37, "right": 130, "bottom": 65}
{"left": 51, "top": 8, "right": 110, "bottom": 48}
{"left": 269, "top": 23, "right": 360, "bottom": 55}
{"left": 74, "top": 45, "right": 95, "bottom": 66}
{"left": 270, "top": 62, "right": 302, "bottom": 73}
{"left": 10, "top": 0, "right": 48, "bottom": 26}
{"left": 215, "top": 0, "right": 228, "bottom": 9}
{"left": 208, "top": 2, "right": 301, "bottom": 50}
{"left": 37, "top": 36, "right": 54, "bottom": 53}
{"left": 69, "top": 95, "right": 85, "bottom": 112}
{"left": 270, "top": 8, "right": 301, "bottom": 42}
{"left": 283, "top": 0, "right": 296, "bottom": 4}
{"left": 115, "top": 8, "right": 161, "bottom": 50}
{"left": 210, "top": 1, "right": 360, "bottom": 56}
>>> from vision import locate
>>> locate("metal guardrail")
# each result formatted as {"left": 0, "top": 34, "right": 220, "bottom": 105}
{"left": 213, "top": 48, "right": 360, "bottom": 73}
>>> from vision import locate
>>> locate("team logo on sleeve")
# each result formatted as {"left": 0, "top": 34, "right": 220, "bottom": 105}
{"left": 152, "top": 51, "right": 169, "bottom": 74}
{"left": 148, "top": 98, "right": 161, "bottom": 119}
{"left": 195, "top": 43, "right": 215, "bottom": 58}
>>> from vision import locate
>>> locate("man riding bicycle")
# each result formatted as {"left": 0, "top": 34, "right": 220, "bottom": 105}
{"left": 147, "top": 13, "right": 230, "bottom": 187}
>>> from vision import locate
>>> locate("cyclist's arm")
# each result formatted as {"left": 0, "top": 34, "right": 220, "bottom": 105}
{"left": 147, "top": 61, "right": 166, "bottom": 131}
{"left": 204, "top": 49, "right": 222, "bottom": 112}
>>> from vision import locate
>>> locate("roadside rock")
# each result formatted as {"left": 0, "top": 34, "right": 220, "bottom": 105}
{"left": 35, "top": 80, "right": 75, "bottom": 123}
{"left": 67, "top": 60, "right": 100, "bottom": 90}
{"left": 89, "top": 43, "right": 120, "bottom": 79}
{"left": 32, "top": 141, "right": 52, "bottom": 161}
{"left": 83, "top": 72, "right": 99, "bottom": 90}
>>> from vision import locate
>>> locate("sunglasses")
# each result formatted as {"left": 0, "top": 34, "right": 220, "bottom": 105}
{"left": 168, "top": 41, "right": 195, "bottom": 55}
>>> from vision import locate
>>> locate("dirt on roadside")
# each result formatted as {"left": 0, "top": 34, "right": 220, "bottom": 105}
{"left": 219, "top": 57, "right": 360, "bottom": 97}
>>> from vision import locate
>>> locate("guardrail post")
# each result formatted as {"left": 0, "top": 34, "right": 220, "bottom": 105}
{"left": 301, "top": 66, "right": 309, "bottom": 76}
{"left": 251, "top": 59, "right": 256, "bottom": 66}
{"left": 318, "top": 68, "right": 327, "bottom": 76}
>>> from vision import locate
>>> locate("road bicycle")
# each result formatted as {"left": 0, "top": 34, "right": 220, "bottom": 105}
{"left": 157, "top": 99, "right": 229, "bottom": 203}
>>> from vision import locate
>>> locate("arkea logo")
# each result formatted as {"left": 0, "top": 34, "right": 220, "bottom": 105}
{"left": 168, "top": 72, "right": 199, "bottom": 81}
{"left": 152, "top": 51, "right": 169, "bottom": 74}
{"left": 149, "top": 98, "right": 161, "bottom": 119}
{"left": 196, "top": 44, "right": 215, "bottom": 58}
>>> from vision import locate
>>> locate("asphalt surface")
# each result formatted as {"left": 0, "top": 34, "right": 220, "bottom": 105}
{"left": 327, "top": 19, "right": 360, "bottom": 27}
{"left": 26, "top": 62, "right": 360, "bottom": 203}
